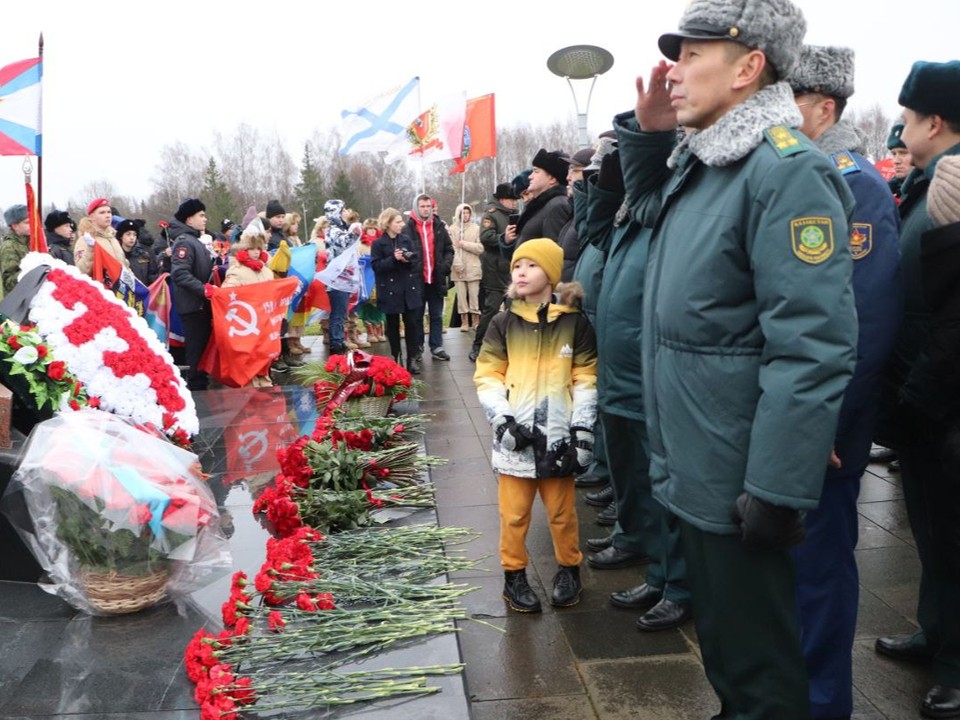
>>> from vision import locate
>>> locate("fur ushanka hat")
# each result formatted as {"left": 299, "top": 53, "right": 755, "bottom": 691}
{"left": 788, "top": 45, "right": 855, "bottom": 99}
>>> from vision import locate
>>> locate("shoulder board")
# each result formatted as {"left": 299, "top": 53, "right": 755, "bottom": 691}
{"left": 763, "top": 126, "right": 807, "bottom": 158}
{"left": 830, "top": 150, "right": 861, "bottom": 175}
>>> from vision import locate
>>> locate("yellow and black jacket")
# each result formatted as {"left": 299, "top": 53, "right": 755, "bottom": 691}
{"left": 474, "top": 283, "right": 597, "bottom": 478}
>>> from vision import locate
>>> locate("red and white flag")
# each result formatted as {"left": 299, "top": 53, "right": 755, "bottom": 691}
{"left": 390, "top": 92, "right": 466, "bottom": 163}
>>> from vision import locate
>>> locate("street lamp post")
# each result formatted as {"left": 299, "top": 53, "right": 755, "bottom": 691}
{"left": 547, "top": 45, "right": 615, "bottom": 148}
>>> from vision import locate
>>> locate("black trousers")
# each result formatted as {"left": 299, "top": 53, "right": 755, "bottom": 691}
{"left": 472, "top": 285, "right": 506, "bottom": 353}
{"left": 180, "top": 309, "right": 212, "bottom": 390}
{"left": 680, "top": 520, "right": 810, "bottom": 719}
{"left": 385, "top": 308, "right": 422, "bottom": 362}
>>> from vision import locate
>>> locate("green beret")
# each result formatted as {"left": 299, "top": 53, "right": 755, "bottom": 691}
{"left": 886, "top": 123, "right": 905, "bottom": 150}
{"left": 898, "top": 60, "right": 960, "bottom": 122}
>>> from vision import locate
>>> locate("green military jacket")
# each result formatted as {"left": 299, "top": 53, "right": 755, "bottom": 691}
{"left": 632, "top": 82, "right": 859, "bottom": 534}
{"left": 0, "top": 231, "right": 29, "bottom": 296}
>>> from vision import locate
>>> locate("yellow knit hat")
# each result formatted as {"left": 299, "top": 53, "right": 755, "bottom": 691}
{"left": 511, "top": 238, "right": 563, "bottom": 287}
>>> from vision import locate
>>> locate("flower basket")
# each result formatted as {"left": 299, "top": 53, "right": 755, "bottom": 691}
{"left": 1, "top": 409, "right": 232, "bottom": 615}
{"left": 78, "top": 566, "right": 170, "bottom": 615}
{"left": 345, "top": 395, "right": 393, "bottom": 418}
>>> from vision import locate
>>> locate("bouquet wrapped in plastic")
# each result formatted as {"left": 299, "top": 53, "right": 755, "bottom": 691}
{"left": 2, "top": 410, "right": 232, "bottom": 615}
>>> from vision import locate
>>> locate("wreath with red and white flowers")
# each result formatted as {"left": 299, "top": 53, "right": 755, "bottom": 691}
{"left": 19, "top": 253, "right": 198, "bottom": 442}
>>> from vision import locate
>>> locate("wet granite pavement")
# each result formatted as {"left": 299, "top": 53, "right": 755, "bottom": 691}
{"left": 0, "top": 331, "right": 934, "bottom": 719}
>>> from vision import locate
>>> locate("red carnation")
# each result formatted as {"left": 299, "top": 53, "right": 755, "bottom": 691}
{"left": 46, "top": 360, "right": 66, "bottom": 381}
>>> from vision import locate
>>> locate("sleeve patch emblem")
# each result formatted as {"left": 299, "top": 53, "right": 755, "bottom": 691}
{"left": 790, "top": 217, "right": 835, "bottom": 264}
{"left": 176, "top": 246, "right": 188, "bottom": 259}
{"left": 850, "top": 223, "right": 873, "bottom": 260}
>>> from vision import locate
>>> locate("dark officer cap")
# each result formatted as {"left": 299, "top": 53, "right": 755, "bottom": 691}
{"left": 898, "top": 61, "right": 960, "bottom": 123}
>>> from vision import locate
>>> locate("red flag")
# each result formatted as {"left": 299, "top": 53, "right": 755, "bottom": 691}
{"left": 92, "top": 242, "right": 124, "bottom": 288}
{"left": 200, "top": 276, "right": 299, "bottom": 387}
{"left": 25, "top": 180, "right": 46, "bottom": 253}
{"left": 450, "top": 94, "right": 496, "bottom": 175}
{"left": 222, "top": 391, "right": 299, "bottom": 485}
{"left": 874, "top": 157, "right": 896, "bottom": 181}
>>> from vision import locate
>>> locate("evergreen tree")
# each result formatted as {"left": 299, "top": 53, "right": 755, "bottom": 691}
{"left": 293, "top": 144, "right": 325, "bottom": 227}
{"left": 201, "top": 158, "right": 237, "bottom": 234}
{"left": 329, "top": 168, "right": 358, "bottom": 211}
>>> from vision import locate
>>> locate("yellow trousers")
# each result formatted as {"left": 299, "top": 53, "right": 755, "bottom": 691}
{"left": 498, "top": 473, "right": 582, "bottom": 571}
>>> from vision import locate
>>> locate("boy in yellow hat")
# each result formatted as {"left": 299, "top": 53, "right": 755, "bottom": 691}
{"left": 474, "top": 237, "right": 597, "bottom": 612}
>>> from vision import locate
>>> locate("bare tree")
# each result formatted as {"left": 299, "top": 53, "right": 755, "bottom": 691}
{"left": 847, "top": 104, "right": 893, "bottom": 162}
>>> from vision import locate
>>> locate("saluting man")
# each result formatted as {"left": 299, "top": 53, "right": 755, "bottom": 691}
{"left": 627, "top": 0, "right": 859, "bottom": 716}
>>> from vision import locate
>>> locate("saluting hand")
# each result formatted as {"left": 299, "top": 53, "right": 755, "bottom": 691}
{"left": 636, "top": 61, "right": 678, "bottom": 133}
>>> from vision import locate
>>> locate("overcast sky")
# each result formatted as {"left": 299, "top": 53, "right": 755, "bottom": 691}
{"left": 3, "top": 0, "right": 958, "bottom": 214}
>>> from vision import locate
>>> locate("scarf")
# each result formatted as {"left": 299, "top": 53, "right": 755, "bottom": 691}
{"left": 237, "top": 249, "right": 266, "bottom": 271}
{"left": 410, "top": 213, "right": 436, "bottom": 284}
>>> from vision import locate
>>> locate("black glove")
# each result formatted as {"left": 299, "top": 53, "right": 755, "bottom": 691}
{"left": 494, "top": 416, "right": 535, "bottom": 452}
{"left": 596, "top": 150, "right": 624, "bottom": 195}
{"left": 732, "top": 492, "right": 806, "bottom": 551}
{"left": 568, "top": 426, "right": 594, "bottom": 475}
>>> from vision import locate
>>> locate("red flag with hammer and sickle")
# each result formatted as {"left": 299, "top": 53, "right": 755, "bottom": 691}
{"left": 200, "top": 277, "right": 299, "bottom": 387}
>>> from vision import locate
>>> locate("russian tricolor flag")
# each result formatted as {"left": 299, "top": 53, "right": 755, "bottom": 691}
{"left": 0, "top": 57, "right": 42, "bottom": 156}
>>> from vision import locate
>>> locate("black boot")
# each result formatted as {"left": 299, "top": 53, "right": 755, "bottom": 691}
{"left": 551, "top": 565, "right": 582, "bottom": 607}
{"left": 503, "top": 569, "right": 541, "bottom": 613}
{"left": 406, "top": 355, "right": 422, "bottom": 375}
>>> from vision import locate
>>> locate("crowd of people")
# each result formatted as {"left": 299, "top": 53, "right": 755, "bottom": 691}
{"left": 2, "top": 0, "right": 960, "bottom": 716}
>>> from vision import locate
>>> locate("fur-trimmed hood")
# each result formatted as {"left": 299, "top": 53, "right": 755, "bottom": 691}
{"left": 669, "top": 81, "right": 803, "bottom": 169}
{"left": 507, "top": 280, "right": 586, "bottom": 310}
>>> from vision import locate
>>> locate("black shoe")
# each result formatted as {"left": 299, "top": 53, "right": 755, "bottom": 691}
{"left": 636, "top": 598, "right": 692, "bottom": 631}
{"left": 875, "top": 632, "right": 935, "bottom": 663}
{"left": 431, "top": 348, "right": 450, "bottom": 361}
{"left": 406, "top": 357, "right": 422, "bottom": 375}
{"left": 587, "top": 545, "right": 649, "bottom": 569}
{"left": 574, "top": 473, "right": 606, "bottom": 488}
{"left": 869, "top": 445, "right": 897, "bottom": 463}
{"left": 922, "top": 685, "right": 960, "bottom": 718}
{"left": 503, "top": 569, "right": 541, "bottom": 613}
{"left": 271, "top": 358, "right": 290, "bottom": 374}
{"left": 595, "top": 501, "right": 617, "bottom": 526}
{"left": 586, "top": 535, "right": 613, "bottom": 552}
{"left": 551, "top": 565, "right": 582, "bottom": 607}
{"left": 610, "top": 583, "right": 663, "bottom": 611}
{"left": 585, "top": 485, "right": 614, "bottom": 507}
{"left": 328, "top": 343, "right": 347, "bottom": 355}
{"left": 468, "top": 349, "right": 479, "bottom": 362}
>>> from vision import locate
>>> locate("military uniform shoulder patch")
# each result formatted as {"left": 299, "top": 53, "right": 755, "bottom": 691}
{"left": 790, "top": 216, "right": 835, "bottom": 264}
{"left": 481, "top": 218, "right": 494, "bottom": 229}
{"left": 176, "top": 246, "right": 188, "bottom": 260}
{"left": 850, "top": 223, "right": 873, "bottom": 260}
{"left": 831, "top": 151, "right": 861, "bottom": 175}
{"left": 764, "top": 126, "right": 806, "bottom": 158}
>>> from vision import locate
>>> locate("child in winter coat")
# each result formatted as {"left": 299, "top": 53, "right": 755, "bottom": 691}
{"left": 473, "top": 237, "right": 598, "bottom": 613}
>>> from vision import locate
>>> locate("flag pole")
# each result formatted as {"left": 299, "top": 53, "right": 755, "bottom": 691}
{"left": 38, "top": 32, "right": 44, "bottom": 211}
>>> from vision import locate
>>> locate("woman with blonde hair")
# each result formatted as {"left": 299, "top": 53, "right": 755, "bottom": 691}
{"left": 73, "top": 198, "right": 129, "bottom": 278}
{"left": 449, "top": 203, "right": 483, "bottom": 331}
{"left": 222, "top": 218, "right": 275, "bottom": 387}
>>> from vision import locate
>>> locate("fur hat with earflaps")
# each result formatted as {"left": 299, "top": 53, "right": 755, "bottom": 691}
{"left": 235, "top": 217, "right": 268, "bottom": 252}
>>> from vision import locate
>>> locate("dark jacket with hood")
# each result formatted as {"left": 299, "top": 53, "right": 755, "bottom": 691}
{"left": 170, "top": 219, "right": 214, "bottom": 315}
{"left": 479, "top": 196, "right": 514, "bottom": 291}
{"left": 44, "top": 229, "right": 75, "bottom": 266}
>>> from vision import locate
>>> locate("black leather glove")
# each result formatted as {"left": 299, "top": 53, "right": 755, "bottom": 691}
{"left": 732, "top": 492, "right": 806, "bottom": 551}
{"left": 568, "top": 426, "right": 594, "bottom": 475}
{"left": 494, "top": 416, "right": 535, "bottom": 452}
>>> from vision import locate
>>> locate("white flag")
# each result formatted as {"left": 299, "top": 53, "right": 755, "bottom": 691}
{"left": 388, "top": 92, "right": 467, "bottom": 163}
{"left": 339, "top": 77, "right": 420, "bottom": 156}
{"left": 317, "top": 242, "right": 361, "bottom": 293}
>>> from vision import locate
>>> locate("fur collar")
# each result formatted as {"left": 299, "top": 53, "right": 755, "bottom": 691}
{"left": 813, "top": 119, "right": 864, "bottom": 155}
{"left": 668, "top": 82, "right": 803, "bottom": 168}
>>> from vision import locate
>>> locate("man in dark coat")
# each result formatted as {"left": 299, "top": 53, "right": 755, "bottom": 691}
{"left": 265, "top": 200, "right": 286, "bottom": 251}
{"left": 787, "top": 44, "right": 903, "bottom": 720}
{"left": 404, "top": 193, "right": 453, "bottom": 362}
{"left": 169, "top": 198, "right": 214, "bottom": 391}
{"left": 117, "top": 219, "right": 160, "bottom": 286}
{"left": 500, "top": 148, "right": 572, "bottom": 259}
{"left": 43, "top": 210, "right": 75, "bottom": 266}
{"left": 558, "top": 147, "right": 593, "bottom": 282}
{"left": 873, "top": 60, "right": 960, "bottom": 719}
{"left": 470, "top": 183, "right": 518, "bottom": 363}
